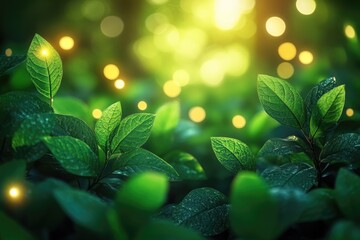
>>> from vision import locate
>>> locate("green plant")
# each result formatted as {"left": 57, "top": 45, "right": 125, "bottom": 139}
{"left": 1, "top": 34, "right": 360, "bottom": 240}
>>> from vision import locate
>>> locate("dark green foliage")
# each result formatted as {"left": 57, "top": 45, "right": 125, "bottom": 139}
{"left": 0, "top": 55, "right": 26, "bottom": 76}
{"left": 0, "top": 35, "right": 359, "bottom": 240}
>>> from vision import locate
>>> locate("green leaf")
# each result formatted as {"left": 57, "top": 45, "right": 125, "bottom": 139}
{"left": 54, "top": 187, "right": 108, "bottom": 235}
{"left": 111, "top": 148, "right": 180, "bottom": 181}
{"left": 258, "top": 136, "right": 311, "bottom": 165}
{"left": 43, "top": 136, "right": 99, "bottom": 177}
{"left": 0, "top": 211, "right": 35, "bottom": 240}
{"left": 52, "top": 96, "right": 93, "bottom": 127}
{"left": 95, "top": 102, "right": 122, "bottom": 152}
{"left": 111, "top": 113, "right": 155, "bottom": 153}
{"left": 335, "top": 168, "right": 360, "bottom": 223}
{"left": 0, "top": 92, "right": 53, "bottom": 137}
{"left": 11, "top": 113, "right": 55, "bottom": 162}
{"left": 159, "top": 187, "right": 229, "bottom": 237}
{"left": 299, "top": 188, "right": 339, "bottom": 222}
{"left": 230, "top": 171, "right": 279, "bottom": 240}
{"left": 211, "top": 137, "right": 255, "bottom": 174}
{"left": 54, "top": 114, "right": 98, "bottom": 155}
{"left": 23, "top": 178, "right": 68, "bottom": 230}
{"left": 116, "top": 172, "right": 168, "bottom": 212}
{"left": 270, "top": 188, "right": 307, "bottom": 233}
{"left": 136, "top": 220, "right": 205, "bottom": 240}
{"left": 320, "top": 133, "right": 360, "bottom": 167}
{"left": 261, "top": 163, "right": 317, "bottom": 191}
{"left": 304, "top": 77, "right": 337, "bottom": 132}
{"left": 115, "top": 172, "right": 169, "bottom": 237}
{"left": 12, "top": 113, "right": 55, "bottom": 148}
{"left": 310, "top": 85, "right": 345, "bottom": 138}
{"left": 0, "top": 55, "right": 26, "bottom": 76}
{"left": 164, "top": 151, "right": 206, "bottom": 180}
{"left": 26, "top": 34, "right": 62, "bottom": 101}
{"left": 328, "top": 220, "right": 360, "bottom": 240}
{"left": 257, "top": 74, "right": 305, "bottom": 129}
{"left": 150, "top": 101, "right": 180, "bottom": 154}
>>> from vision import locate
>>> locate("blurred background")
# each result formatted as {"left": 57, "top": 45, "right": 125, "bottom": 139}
{"left": 1, "top": 0, "right": 360, "bottom": 178}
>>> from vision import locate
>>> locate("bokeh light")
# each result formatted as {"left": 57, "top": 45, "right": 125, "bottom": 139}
{"left": 346, "top": 108, "right": 354, "bottom": 117}
{"left": 5, "top": 48, "right": 12, "bottom": 56}
{"left": 8, "top": 186, "right": 20, "bottom": 199}
{"left": 59, "top": 36, "right": 74, "bottom": 50}
{"left": 189, "top": 106, "right": 206, "bottom": 123}
{"left": 163, "top": 80, "right": 181, "bottom": 98}
{"left": 296, "top": 0, "right": 316, "bottom": 15}
{"left": 173, "top": 69, "right": 190, "bottom": 86}
{"left": 114, "top": 79, "right": 125, "bottom": 89}
{"left": 266, "top": 16, "right": 286, "bottom": 37}
{"left": 344, "top": 25, "right": 356, "bottom": 39}
{"left": 103, "top": 64, "right": 120, "bottom": 80}
{"left": 299, "top": 51, "right": 314, "bottom": 64}
{"left": 138, "top": 101, "right": 148, "bottom": 110}
{"left": 278, "top": 42, "right": 297, "bottom": 60}
{"left": 277, "top": 62, "right": 294, "bottom": 79}
{"left": 100, "top": 16, "right": 124, "bottom": 38}
{"left": 232, "top": 115, "right": 246, "bottom": 128}
{"left": 200, "top": 58, "right": 225, "bottom": 86}
{"left": 82, "top": 0, "right": 106, "bottom": 21}
{"left": 92, "top": 109, "right": 103, "bottom": 119}
{"left": 214, "top": 0, "right": 243, "bottom": 30}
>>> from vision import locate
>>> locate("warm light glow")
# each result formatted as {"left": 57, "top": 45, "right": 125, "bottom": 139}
{"left": 214, "top": 0, "right": 242, "bottom": 30}
{"left": 138, "top": 101, "right": 148, "bottom": 111}
{"left": 114, "top": 79, "right": 125, "bottom": 89}
{"left": 41, "top": 49, "right": 48, "bottom": 56}
{"left": 8, "top": 186, "right": 21, "bottom": 199}
{"left": 103, "top": 64, "right": 120, "bottom": 80}
{"left": 200, "top": 58, "right": 225, "bottom": 86}
{"left": 232, "top": 115, "right": 246, "bottom": 128}
{"left": 299, "top": 51, "right": 314, "bottom": 64}
{"left": 296, "top": 0, "right": 316, "bottom": 15}
{"left": 266, "top": 16, "right": 286, "bottom": 37}
{"left": 173, "top": 69, "right": 190, "bottom": 86}
{"left": 59, "top": 36, "right": 75, "bottom": 50}
{"left": 214, "top": 0, "right": 255, "bottom": 30}
{"left": 92, "top": 109, "right": 103, "bottom": 119}
{"left": 346, "top": 108, "right": 354, "bottom": 117}
{"left": 345, "top": 25, "right": 356, "bottom": 39}
{"left": 277, "top": 62, "right": 295, "bottom": 79}
{"left": 278, "top": 42, "right": 297, "bottom": 60}
{"left": 147, "top": 0, "right": 168, "bottom": 5}
{"left": 189, "top": 106, "right": 206, "bottom": 123}
{"left": 163, "top": 80, "right": 181, "bottom": 98}
{"left": 5, "top": 48, "right": 12, "bottom": 56}
{"left": 100, "top": 16, "right": 124, "bottom": 38}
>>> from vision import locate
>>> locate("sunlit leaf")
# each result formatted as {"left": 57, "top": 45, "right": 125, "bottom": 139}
{"left": 310, "top": 85, "right": 345, "bottom": 138}
{"left": 257, "top": 74, "right": 305, "bottom": 129}
{"left": 26, "top": 34, "right": 62, "bottom": 101}
{"left": 111, "top": 113, "right": 155, "bottom": 153}
{"left": 95, "top": 101, "right": 122, "bottom": 152}
{"left": 211, "top": 137, "right": 255, "bottom": 174}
